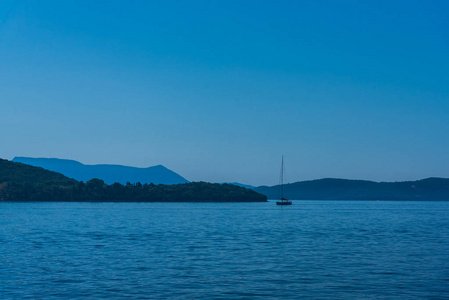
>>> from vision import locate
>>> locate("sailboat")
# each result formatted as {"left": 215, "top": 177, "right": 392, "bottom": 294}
{"left": 276, "top": 156, "right": 292, "bottom": 205}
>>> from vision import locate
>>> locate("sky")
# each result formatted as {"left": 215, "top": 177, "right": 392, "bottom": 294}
{"left": 0, "top": 0, "right": 448, "bottom": 186}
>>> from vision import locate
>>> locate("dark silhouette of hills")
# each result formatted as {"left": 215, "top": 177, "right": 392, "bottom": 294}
{"left": 5, "top": 157, "right": 448, "bottom": 201}
{"left": 0, "top": 158, "right": 78, "bottom": 187}
{"left": 12, "top": 157, "right": 188, "bottom": 185}
{"left": 0, "top": 159, "right": 267, "bottom": 202}
{"left": 254, "top": 178, "right": 449, "bottom": 200}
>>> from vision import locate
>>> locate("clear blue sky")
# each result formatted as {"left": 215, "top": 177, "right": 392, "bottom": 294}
{"left": 1, "top": 0, "right": 448, "bottom": 186}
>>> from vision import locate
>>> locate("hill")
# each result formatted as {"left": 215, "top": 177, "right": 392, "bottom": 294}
{"left": 0, "top": 159, "right": 267, "bottom": 202}
{"left": 0, "top": 158, "right": 78, "bottom": 187}
{"left": 12, "top": 157, "right": 188, "bottom": 185}
{"left": 254, "top": 178, "right": 449, "bottom": 200}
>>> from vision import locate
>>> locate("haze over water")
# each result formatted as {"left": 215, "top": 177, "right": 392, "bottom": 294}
{"left": 2, "top": 200, "right": 449, "bottom": 299}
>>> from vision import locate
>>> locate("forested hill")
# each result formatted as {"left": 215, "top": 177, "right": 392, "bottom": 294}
{"left": 0, "top": 159, "right": 267, "bottom": 202}
{"left": 254, "top": 178, "right": 449, "bottom": 200}
{"left": 0, "top": 158, "right": 78, "bottom": 186}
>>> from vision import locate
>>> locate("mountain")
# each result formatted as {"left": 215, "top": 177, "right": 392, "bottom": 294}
{"left": 0, "top": 159, "right": 267, "bottom": 202}
{"left": 254, "top": 178, "right": 449, "bottom": 200}
{"left": 12, "top": 157, "right": 188, "bottom": 185}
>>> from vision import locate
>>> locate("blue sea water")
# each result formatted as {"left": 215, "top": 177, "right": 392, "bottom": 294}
{"left": 1, "top": 200, "right": 449, "bottom": 299}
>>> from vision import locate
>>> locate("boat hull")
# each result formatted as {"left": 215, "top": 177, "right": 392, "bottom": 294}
{"left": 276, "top": 201, "right": 292, "bottom": 205}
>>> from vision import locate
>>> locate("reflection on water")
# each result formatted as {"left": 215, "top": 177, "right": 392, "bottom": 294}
{"left": 1, "top": 201, "right": 449, "bottom": 299}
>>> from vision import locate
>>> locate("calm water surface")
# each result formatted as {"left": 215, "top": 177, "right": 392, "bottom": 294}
{"left": 1, "top": 201, "right": 449, "bottom": 299}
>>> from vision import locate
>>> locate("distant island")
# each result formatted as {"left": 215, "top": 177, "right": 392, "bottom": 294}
{"left": 0, "top": 159, "right": 267, "bottom": 202}
{"left": 254, "top": 178, "right": 449, "bottom": 201}
{"left": 12, "top": 157, "right": 188, "bottom": 185}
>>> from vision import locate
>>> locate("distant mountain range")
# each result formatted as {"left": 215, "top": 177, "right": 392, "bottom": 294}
{"left": 10, "top": 157, "right": 449, "bottom": 201}
{"left": 254, "top": 178, "right": 449, "bottom": 201}
{"left": 12, "top": 157, "right": 188, "bottom": 185}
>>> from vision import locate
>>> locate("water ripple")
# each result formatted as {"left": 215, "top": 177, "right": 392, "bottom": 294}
{"left": 1, "top": 201, "right": 449, "bottom": 299}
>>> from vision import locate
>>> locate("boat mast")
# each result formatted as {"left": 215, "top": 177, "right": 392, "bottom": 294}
{"left": 281, "top": 155, "right": 284, "bottom": 200}
{"left": 276, "top": 155, "right": 292, "bottom": 205}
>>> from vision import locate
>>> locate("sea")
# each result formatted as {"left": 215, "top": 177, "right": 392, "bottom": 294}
{"left": 1, "top": 200, "right": 449, "bottom": 299}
